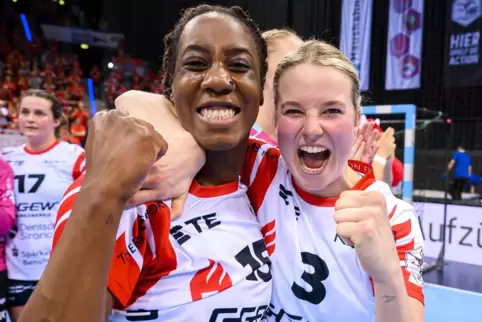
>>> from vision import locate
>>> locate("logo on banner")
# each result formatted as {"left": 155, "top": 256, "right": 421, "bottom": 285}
{"left": 452, "top": 0, "right": 481, "bottom": 27}
{"left": 401, "top": 55, "right": 421, "bottom": 78}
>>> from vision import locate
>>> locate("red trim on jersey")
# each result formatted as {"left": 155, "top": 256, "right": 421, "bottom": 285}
{"left": 24, "top": 139, "right": 60, "bottom": 155}
{"left": 190, "top": 259, "right": 233, "bottom": 301}
{"left": 261, "top": 220, "right": 276, "bottom": 256}
{"left": 243, "top": 138, "right": 280, "bottom": 213}
{"left": 71, "top": 152, "right": 85, "bottom": 180}
{"left": 188, "top": 180, "right": 238, "bottom": 198}
{"left": 293, "top": 161, "right": 376, "bottom": 207}
{"left": 53, "top": 175, "right": 177, "bottom": 309}
{"left": 121, "top": 201, "right": 177, "bottom": 308}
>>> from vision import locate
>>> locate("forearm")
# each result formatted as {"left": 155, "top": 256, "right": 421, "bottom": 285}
{"left": 384, "top": 158, "right": 393, "bottom": 186}
{"left": 20, "top": 182, "right": 125, "bottom": 322}
{"left": 374, "top": 271, "right": 413, "bottom": 322}
{"left": 115, "top": 90, "right": 186, "bottom": 142}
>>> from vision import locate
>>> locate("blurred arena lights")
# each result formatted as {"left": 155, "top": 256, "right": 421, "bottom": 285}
{"left": 20, "top": 14, "right": 32, "bottom": 42}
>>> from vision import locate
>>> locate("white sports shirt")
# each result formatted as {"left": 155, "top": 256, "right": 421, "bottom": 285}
{"left": 54, "top": 175, "right": 272, "bottom": 321}
{"left": 3, "top": 140, "right": 85, "bottom": 281}
{"left": 241, "top": 138, "right": 424, "bottom": 322}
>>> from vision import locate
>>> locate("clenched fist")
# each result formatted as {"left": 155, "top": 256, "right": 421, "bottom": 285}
{"left": 84, "top": 110, "right": 168, "bottom": 205}
{"left": 334, "top": 190, "right": 401, "bottom": 284}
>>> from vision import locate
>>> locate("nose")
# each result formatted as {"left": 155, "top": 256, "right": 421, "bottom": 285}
{"left": 302, "top": 114, "right": 323, "bottom": 142}
{"left": 201, "top": 65, "right": 235, "bottom": 96}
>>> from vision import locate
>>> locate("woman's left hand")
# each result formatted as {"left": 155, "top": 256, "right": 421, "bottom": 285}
{"left": 334, "top": 190, "right": 401, "bottom": 284}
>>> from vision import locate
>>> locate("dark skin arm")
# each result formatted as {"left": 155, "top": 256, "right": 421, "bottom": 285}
{"left": 19, "top": 110, "right": 167, "bottom": 322}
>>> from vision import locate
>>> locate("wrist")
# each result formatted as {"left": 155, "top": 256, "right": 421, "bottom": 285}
{"left": 372, "top": 267, "right": 406, "bottom": 293}
{"left": 82, "top": 173, "right": 131, "bottom": 207}
{"left": 373, "top": 155, "right": 387, "bottom": 166}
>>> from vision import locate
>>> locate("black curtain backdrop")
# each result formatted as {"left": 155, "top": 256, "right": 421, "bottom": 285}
{"left": 101, "top": 0, "right": 482, "bottom": 149}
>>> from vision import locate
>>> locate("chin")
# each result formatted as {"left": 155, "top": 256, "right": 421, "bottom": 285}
{"left": 198, "top": 134, "right": 247, "bottom": 152}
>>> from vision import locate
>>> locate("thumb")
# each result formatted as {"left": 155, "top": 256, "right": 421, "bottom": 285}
{"left": 170, "top": 193, "right": 188, "bottom": 219}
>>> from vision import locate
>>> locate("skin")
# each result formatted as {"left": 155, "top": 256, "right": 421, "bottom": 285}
{"left": 18, "top": 96, "right": 60, "bottom": 153}
{"left": 18, "top": 11, "right": 262, "bottom": 322}
{"left": 276, "top": 64, "right": 361, "bottom": 198}
{"left": 10, "top": 96, "right": 60, "bottom": 321}
{"left": 275, "top": 63, "right": 424, "bottom": 322}
{"left": 257, "top": 35, "right": 303, "bottom": 140}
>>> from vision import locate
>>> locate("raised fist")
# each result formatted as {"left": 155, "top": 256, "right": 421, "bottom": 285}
{"left": 334, "top": 190, "right": 401, "bottom": 284}
{"left": 84, "top": 110, "right": 168, "bottom": 204}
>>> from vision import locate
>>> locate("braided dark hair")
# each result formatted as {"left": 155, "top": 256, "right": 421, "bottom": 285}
{"left": 162, "top": 4, "right": 268, "bottom": 99}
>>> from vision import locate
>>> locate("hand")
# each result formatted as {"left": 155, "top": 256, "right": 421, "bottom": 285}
{"left": 334, "top": 190, "right": 400, "bottom": 284}
{"left": 351, "top": 122, "right": 380, "bottom": 163}
{"left": 375, "top": 127, "right": 396, "bottom": 160}
{"left": 84, "top": 110, "right": 168, "bottom": 205}
{"left": 116, "top": 90, "right": 205, "bottom": 218}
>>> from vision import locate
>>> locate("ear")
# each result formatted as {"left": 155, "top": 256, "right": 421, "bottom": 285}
{"left": 355, "top": 109, "right": 362, "bottom": 127}
{"left": 53, "top": 118, "right": 61, "bottom": 129}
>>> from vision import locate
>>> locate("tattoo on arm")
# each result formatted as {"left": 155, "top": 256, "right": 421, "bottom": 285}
{"left": 106, "top": 214, "right": 114, "bottom": 225}
{"left": 382, "top": 295, "right": 397, "bottom": 303}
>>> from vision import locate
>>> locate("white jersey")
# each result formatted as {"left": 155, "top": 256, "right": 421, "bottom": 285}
{"left": 54, "top": 175, "right": 272, "bottom": 321}
{"left": 241, "top": 138, "right": 424, "bottom": 322}
{"left": 3, "top": 140, "right": 85, "bottom": 281}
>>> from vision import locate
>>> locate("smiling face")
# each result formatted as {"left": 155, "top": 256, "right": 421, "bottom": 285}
{"left": 171, "top": 12, "right": 262, "bottom": 151}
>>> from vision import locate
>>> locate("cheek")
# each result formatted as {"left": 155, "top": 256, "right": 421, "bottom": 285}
{"left": 276, "top": 117, "right": 300, "bottom": 154}
{"left": 328, "top": 118, "right": 355, "bottom": 153}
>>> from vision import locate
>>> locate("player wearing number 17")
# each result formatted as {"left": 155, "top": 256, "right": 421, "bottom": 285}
{"left": 2, "top": 89, "right": 85, "bottom": 321}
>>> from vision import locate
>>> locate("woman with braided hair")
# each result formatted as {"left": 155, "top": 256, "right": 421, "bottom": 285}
{"left": 21, "top": 4, "right": 272, "bottom": 322}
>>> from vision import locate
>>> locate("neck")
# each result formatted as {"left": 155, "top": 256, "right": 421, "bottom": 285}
{"left": 195, "top": 138, "right": 248, "bottom": 187}
{"left": 26, "top": 135, "right": 57, "bottom": 153}
{"left": 311, "top": 166, "right": 360, "bottom": 198}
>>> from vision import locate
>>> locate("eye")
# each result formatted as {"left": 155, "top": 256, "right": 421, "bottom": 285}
{"left": 325, "top": 108, "right": 342, "bottom": 114}
{"left": 184, "top": 58, "right": 207, "bottom": 71}
{"left": 284, "top": 109, "right": 303, "bottom": 116}
{"left": 228, "top": 59, "right": 250, "bottom": 72}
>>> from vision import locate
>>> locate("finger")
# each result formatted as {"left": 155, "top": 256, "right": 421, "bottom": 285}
{"left": 126, "top": 189, "right": 164, "bottom": 208}
{"left": 170, "top": 193, "right": 188, "bottom": 219}
{"left": 131, "top": 118, "right": 169, "bottom": 158}
{"left": 354, "top": 141, "right": 366, "bottom": 161}
{"left": 363, "top": 122, "right": 375, "bottom": 140}
{"left": 335, "top": 190, "right": 384, "bottom": 210}
{"left": 333, "top": 208, "right": 367, "bottom": 224}
{"left": 350, "top": 136, "right": 363, "bottom": 159}
{"left": 335, "top": 222, "right": 359, "bottom": 244}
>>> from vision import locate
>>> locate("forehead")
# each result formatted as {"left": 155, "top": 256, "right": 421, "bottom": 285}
{"left": 179, "top": 12, "right": 257, "bottom": 55}
{"left": 20, "top": 96, "right": 52, "bottom": 110}
{"left": 278, "top": 64, "right": 353, "bottom": 105}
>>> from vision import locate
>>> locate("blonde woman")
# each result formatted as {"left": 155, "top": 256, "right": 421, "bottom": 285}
{"left": 116, "top": 41, "right": 424, "bottom": 321}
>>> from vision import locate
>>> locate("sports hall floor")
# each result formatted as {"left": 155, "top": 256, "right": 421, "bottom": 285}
{"left": 424, "top": 258, "right": 482, "bottom": 322}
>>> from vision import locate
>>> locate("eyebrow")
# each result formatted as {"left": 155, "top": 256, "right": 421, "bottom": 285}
{"left": 181, "top": 44, "right": 254, "bottom": 59}
{"left": 280, "top": 100, "right": 347, "bottom": 109}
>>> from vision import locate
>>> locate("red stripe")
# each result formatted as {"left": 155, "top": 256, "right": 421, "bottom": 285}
{"left": 125, "top": 201, "right": 177, "bottom": 308}
{"left": 72, "top": 152, "right": 85, "bottom": 180}
{"left": 261, "top": 220, "right": 276, "bottom": 256}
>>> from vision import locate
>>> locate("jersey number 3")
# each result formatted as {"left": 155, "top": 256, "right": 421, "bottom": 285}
{"left": 15, "top": 174, "right": 45, "bottom": 193}
{"left": 291, "top": 252, "right": 329, "bottom": 305}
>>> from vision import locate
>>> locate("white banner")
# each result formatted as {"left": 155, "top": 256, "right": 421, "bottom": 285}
{"left": 414, "top": 202, "right": 482, "bottom": 266}
{"left": 340, "top": 0, "right": 373, "bottom": 91}
{"left": 41, "top": 25, "right": 124, "bottom": 49}
{"left": 385, "top": 0, "right": 424, "bottom": 90}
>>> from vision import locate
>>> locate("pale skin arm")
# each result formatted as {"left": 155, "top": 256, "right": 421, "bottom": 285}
{"left": 373, "top": 272, "right": 424, "bottom": 322}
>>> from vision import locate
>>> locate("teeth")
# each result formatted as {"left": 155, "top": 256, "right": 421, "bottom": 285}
{"left": 199, "top": 108, "right": 236, "bottom": 120}
{"left": 299, "top": 146, "right": 327, "bottom": 153}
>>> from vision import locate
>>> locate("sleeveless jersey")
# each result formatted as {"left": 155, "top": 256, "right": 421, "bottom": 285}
{"left": 3, "top": 140, "right": 85, "bottom": 281}
{"left": 53, "top": 176, "right": 272, "bottom": 321}
{"left": 241, "top": 138, "right": 424, "bottom": 322}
